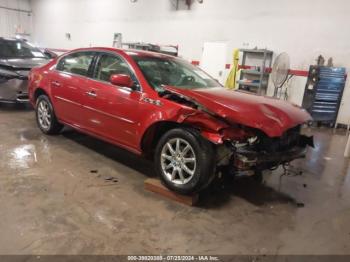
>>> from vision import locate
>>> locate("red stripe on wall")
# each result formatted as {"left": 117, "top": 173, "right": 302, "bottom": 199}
{"left": 191, "top": 61, "right": 310, "bottom": 77}
{"left": 288, "top": 70, "right": 309, "bottom": 77}
{"left": 191, "top": 60, "right": 200, "bottom": 66}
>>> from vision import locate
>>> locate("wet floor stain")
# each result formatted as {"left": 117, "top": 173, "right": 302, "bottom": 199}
{"left": 9, "top": 144, "right": 37, "bottom": 169}
{"left": 18, "top": 129, "right": 43, "bottom": 141}
{"left": 0, "top": 107, "right": 350, "bottom": 255}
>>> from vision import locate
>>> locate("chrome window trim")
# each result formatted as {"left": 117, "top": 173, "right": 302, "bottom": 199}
{"left": 53, "top": 49, "right": 143, "bottom": 93}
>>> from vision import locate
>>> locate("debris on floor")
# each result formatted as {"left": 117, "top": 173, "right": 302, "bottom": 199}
{"left": 105, "top": 176, "right": 118, "bottom": 183}
{"left": 88, "top": 169, "right": 118, "bottom": 183}
{"left": 296, "top": 202, "right": 305, "bottom": 208}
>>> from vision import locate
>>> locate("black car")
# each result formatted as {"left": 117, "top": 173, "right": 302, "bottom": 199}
{"left": 0, "top": 38, "right": 54, "bottom": 103}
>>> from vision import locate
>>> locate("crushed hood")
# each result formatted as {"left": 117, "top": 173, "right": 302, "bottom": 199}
{"left": 164, "top": 86, "right": 311, "bottom": 137}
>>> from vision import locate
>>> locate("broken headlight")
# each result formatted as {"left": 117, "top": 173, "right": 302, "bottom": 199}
{"left": 231, "top": 135, "right": 258, "bottom": 149}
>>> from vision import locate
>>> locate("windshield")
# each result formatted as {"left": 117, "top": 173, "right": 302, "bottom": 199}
{"left": 0, "top": 40, "right": 46, "bottom": 59}
{"left": 131, "top": 55, "right": 220, "bottom": 92}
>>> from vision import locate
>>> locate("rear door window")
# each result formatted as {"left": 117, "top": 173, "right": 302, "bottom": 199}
{"left": 56, "top": 52, "right": 95, "bottom": 77}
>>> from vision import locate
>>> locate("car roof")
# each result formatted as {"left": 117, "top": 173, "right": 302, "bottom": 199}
{"left": 0, "top": 37, "right": 25, "bottom": 42}
{"left": 67, "top": 47, "right": 176, "bottom": 59}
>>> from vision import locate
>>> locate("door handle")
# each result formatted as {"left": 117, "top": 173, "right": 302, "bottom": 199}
{"left": 51, "top": 80, "right": 61, "bottom": 87}
{"left": 86, "top": 91, "right": 97, "bottom": 97}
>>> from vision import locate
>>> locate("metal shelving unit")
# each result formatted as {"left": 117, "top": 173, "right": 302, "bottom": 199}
{"left": 238, "top": 48, "right": 273, "bottom": 95}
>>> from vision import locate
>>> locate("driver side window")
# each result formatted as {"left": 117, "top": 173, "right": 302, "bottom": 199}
{"left": 94, "top": 54, "right": 139, "bottom": 90}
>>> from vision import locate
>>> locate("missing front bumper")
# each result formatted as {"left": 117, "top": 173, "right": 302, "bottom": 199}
{"left": 232, "top": 135, "right": 313, "bottom": 170}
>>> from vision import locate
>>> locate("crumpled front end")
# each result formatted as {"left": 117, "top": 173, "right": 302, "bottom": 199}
{"left": 0, "top": 67, "right": 31, "bottom": 103}
{"left": 177, "top": 110, "right": 314, "bottom": 175}
{"left": 0, "top": 57, "right": 49, "bottom": 103}
{"left": 162, "top": 86, "right": 314, "bottom": 176}
{"left": 204, "top": 126, "right": 313, "bottom": 180}
{"left": 164, "top": 86, "right": 312, "bottom": 137}
{"left": 226, "top": 125, "right": 314, "bottom": 173}
{"left": 0, "top": 77, "right": 29, "bottom": 103}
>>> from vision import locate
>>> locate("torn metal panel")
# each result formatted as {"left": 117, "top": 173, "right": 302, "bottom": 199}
{"left": 164, "top": 86, "right": 312, "bottom": 137}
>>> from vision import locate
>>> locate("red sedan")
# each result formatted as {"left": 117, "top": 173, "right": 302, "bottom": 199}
{"left": 28, "top": 47, "right": 313, "bottom": 194}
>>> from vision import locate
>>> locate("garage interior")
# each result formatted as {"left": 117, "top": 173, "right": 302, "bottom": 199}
{"left": 1, "top": 0, "right": 350, "bottom": 258}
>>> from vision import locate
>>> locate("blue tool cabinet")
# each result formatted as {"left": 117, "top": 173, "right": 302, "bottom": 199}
{"left": 302, "top": 66, "right": 346, "bottom": 125}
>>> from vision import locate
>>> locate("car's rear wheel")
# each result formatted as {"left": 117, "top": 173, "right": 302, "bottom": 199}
{"left": 154, "top": 128, "right": 216, "bottom": 195}
{"left": 36, "top": 95, "right": 63, "bottom": 135}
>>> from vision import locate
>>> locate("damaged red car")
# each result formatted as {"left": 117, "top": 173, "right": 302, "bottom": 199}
{"left": 28, "top": 47, "right": 313, "bottom": 194}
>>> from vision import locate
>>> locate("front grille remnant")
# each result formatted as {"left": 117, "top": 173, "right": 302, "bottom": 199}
{"left": 257, "top": 125, "right": 301, "bottom": 153}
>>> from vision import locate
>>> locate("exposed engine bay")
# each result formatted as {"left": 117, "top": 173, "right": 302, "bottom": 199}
{"left": 216, "top": 125, "right": 314, "bottom": 175}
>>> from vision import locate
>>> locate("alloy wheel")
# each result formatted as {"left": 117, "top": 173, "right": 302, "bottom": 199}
{"left": 160, "top": 138, "right": 197, "bottom": 185}
{"left": 37, "top": 100, "right": 52, "bottom": 130}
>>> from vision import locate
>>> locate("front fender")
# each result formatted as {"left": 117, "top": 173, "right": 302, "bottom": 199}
{"left": 137, "top": 102, "right": 239, "bottom": 149}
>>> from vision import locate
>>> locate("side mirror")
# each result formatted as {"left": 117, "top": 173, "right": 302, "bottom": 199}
{"left": 110, "top": 74, "right": 134, "bottom": 89}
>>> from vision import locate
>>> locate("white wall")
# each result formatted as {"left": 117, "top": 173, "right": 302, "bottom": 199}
{"left": 30, "top": 0, "right": 350, "bottom": 124}
{"left": 0, "top": 0, "right": 32, "bottom": 38}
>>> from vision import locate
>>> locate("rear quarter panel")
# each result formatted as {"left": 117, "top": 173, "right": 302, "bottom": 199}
{"left": 28, "top": 59, "right": 57, "bottom": 106}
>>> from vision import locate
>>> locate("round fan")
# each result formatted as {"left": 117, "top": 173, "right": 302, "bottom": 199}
{"left": 271, "top": 52, "right": 290, "bottom": 97}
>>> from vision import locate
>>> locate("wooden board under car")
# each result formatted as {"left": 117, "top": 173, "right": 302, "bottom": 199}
{"left": 144, "top": 178, "right": 199, "bottom": 206}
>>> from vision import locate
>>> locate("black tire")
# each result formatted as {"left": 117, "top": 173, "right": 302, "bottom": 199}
{"left": 35, "top": 95, "right": 63, "bottom": 135}
{"left": 154, "top": 128, "right": 216, "bottom": 195}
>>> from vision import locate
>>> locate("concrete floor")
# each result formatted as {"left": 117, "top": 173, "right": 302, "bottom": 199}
{"left": 0, "top": 104, "right": 350, "bottom": 255}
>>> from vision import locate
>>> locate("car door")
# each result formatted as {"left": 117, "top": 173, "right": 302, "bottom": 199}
{"left": 81, "top": 52, "right": 142, "bottom": 149}
{"left": 50, "top": 51, "right": 95, "bottom": 127}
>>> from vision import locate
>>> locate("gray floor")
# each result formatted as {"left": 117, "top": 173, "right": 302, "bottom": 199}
{"left": 0, "top": 104, "right": 349, "bottom": 255}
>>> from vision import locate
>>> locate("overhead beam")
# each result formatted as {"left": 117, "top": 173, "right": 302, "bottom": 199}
{"left": 0, "top": 5, "right": 32, "bottom": 14}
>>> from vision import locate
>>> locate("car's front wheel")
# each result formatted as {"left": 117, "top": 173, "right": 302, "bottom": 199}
{"left": 154, "top": 128, "right": 216, "bottom": 195}
{"left": 36, "top": 95, "right": 63, "bottom": 135}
